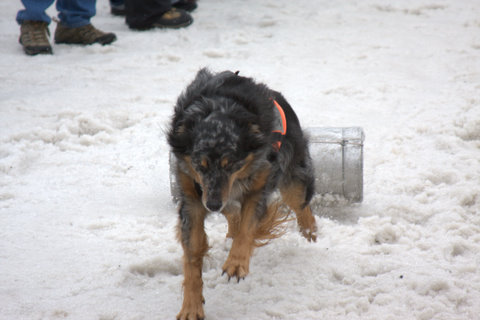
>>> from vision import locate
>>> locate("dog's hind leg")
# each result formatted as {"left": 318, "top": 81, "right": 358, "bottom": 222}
{"left": 177, "top": 198, "right": 208, "bottom": 320}
{"left": 280, "top": 181, "right": 317, "bottom": 242}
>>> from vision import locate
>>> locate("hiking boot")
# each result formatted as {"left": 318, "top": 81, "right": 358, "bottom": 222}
{"left": 152, "top": 8, "right": 193, "bottom": 29}
{"left": 19, "top": 21, "right": 52, "bottom": 55}
{"left": 54, "top": 23, "right": 117, "bottom": 45}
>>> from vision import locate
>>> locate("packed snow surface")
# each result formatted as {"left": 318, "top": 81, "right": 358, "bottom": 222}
{"left": 1, "top": 0, "right": 479, "bottom": 319}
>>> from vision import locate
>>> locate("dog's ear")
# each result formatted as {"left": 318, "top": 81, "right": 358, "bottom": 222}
{"left": 168, "top": 120, "right": 193, "bottom": 156}
{"left": 176, "top": 68, "right": 214, "bottom": 109}
{"left": 242, "top": 122, "right": 267, "bottom": 152}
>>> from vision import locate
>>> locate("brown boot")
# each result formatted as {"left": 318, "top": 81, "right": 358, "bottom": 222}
{"left": 152, "top": 8, "right": 193, "bottom": 29}
{"left": 54, "top": 23, "right": 116, "bottom": 45}
{"left": 19, "top": 20, "right": 53, "bottom": 55}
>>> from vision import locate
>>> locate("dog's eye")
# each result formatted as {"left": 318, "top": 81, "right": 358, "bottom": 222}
{"left": 221, "top": 157, "right": 229, "bottom": 168}
{"left": 200, "top": 158, "right": 209, "bottom": 171}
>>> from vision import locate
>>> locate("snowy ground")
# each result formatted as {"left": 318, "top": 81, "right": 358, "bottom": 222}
{"left": 1, "top": 0, "right": 480, "bottom": 319}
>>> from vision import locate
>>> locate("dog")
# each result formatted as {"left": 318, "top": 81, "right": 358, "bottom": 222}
{"left": 167, "top": 69, "right": 317, "bottom": 320}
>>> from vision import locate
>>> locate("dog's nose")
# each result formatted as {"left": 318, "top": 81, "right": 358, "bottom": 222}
{"left": 206, "top": 199, "right": 223, "bottom": 212}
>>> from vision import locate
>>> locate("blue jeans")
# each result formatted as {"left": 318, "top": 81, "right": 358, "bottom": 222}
{"left": 16, "top": 0, "right": 96, "bottom": 28}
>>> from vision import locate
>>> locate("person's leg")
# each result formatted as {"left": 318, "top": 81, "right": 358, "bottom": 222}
{"left": 172, "top": 0, "right": 197, "bottom": 12}
{"left": 110, "top": 0, "right": 124, "bottom": 6}
{"left": 56, "top": 0, "right": 95, "bottom": 28}
{"left": 16, "top": 0, "right": 55, "bottom": 25}
{"left": 110, "top": 0, "right": 125, "bottom": 16}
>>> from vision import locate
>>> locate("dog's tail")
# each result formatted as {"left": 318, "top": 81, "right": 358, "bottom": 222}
{"left": 253, "top": 201, "right": 292, "bottom": 247}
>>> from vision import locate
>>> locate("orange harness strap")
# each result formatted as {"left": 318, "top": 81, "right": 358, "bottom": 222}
{"left": 272, "top": 99, "right": 287, "bottom": 151}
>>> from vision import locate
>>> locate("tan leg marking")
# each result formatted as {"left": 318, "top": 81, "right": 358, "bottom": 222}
{"left": 224, "top": 210, "right": 240, "bottom": 239}
{"left": 222, "top": 168, "right": 271, "bottom": 280}
{"left": 176, "top": 177, "right": 208, "bottom": 320}
{"left": 222, "top": 193, "right": 259, "bottom": 280}
{"left": 280, "top": 182, "right": 317, "bottom": 242}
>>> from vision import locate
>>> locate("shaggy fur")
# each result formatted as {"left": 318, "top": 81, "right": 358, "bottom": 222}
{"left": 167, "top": 69, "right": 317, "bottom": 320}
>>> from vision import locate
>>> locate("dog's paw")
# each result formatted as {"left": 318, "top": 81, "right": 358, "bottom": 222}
{"left": 177, "top": 303, "right": 205, "bottom": 320}
{"left": 177, "top": 294, "right": 205, "bottom": 320}
{"left": 301, "top": 227, "right": 317, "bottom": 242}
{"left": 222, "top": 254, "right": 250, "bottom": 282}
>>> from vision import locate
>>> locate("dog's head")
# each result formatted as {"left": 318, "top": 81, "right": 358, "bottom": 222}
{"left": 168, "top": 97, "right": 269, "bottom": 212}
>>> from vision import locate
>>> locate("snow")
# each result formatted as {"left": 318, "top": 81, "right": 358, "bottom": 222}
{"left": 1, "top": 0, "right": 479, "bottom": 319}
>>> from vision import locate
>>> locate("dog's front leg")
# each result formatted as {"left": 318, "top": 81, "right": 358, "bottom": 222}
{"left": 177, "top": 200, "right": 208, "bottom": 320}
{"left": 222, "top": 202, "right": 241, "bottom": 239}
{"left": 222, "top": 192, "right": 263, "bottom": 281}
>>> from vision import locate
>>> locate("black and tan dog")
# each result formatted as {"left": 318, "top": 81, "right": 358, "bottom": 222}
{"left": 167, "top": 69, "right": 317, "bottom": 320}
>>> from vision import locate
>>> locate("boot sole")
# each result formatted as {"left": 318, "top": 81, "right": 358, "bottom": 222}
{"left": 152, "top": 18, "right": 193, "bottom": 29}
{"left": 55, "top": 33, "right": 117, "bottom": 46}
{"left": 24, "top": 45, "right": 53, "bottom": 56}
